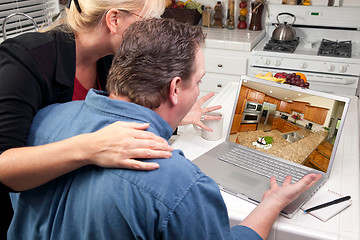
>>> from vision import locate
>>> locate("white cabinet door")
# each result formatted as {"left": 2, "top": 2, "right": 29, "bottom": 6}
{"left": 200, "top": 72, "right": 241, "bottom": 93}
{"left": 204, "top": 48, "right": 249, "bottom": 76}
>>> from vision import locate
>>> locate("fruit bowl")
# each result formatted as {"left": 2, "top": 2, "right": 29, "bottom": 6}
{"left": 255, "top": 72, "right": 310, "bottom": 88}
{"left": 161, "top": 8, "right": 202, "bottom": 25}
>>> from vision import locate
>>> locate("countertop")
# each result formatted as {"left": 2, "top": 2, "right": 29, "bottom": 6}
{"left": 202, "top": 28, "right": 266, "bottom": 51}
{"left": 172, "top": 82, "right": 359, "bottom": 240}
{"left": 233, "top": 126, "right": 327, "bottom": 165}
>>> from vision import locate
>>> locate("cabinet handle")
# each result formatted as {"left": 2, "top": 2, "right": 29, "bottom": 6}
{"left": 217, "top": 64, "right": 223, "bottom": 68}
{"left": 217, "top": 84, "right": 222, "bottom": 88}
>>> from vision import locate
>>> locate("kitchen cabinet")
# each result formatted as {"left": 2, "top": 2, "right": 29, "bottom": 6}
{"left": 235, "top": 96, "right": 246, "bottom": 114}
{"left": 275, "top": 119, "right": 300, "bottom": 133}
{"left": 239, "top": 86, "right": 249, "bottom": 99}
{"left": 272, "top": 118, "right": 279, "bottom": 130}
{"left": 264, "top": 95, "right": 280, "bottom": 106}
{"left": 230, "top": 114, "right": 242, "bottom": 134}
{"left": 291, "top": 101, "right": 309, "bottom": 113}
{"left": 304, "top": 141, "right": 333, "bottom": 172}
{"left": 282, "top": 121, "right": 301, "bottom": 132}
{"left": 312, "top": 107, "right": 329, "bottom": 125}
{"left": 201, "top": 48, "right": 249, "bottom": 94}
{"left": 246, "top": 88, "right": 265, "bottom": 104}
{"left": 304, "top": 106, "right": 315, "bottom": 121}
{"left": 239, "top": 123, "right": 257, "bottom": 132}
{"left": 199, "top": 28, "right": 265, "bottom": 96}
{"left": 277, "top": 118, "right": 284, "bottom": 131}
{"left": 278, "top": 101, "right": 292, "bottom": 114}
{"left": 304, "top": 106, "right": 329, "bottom": 125}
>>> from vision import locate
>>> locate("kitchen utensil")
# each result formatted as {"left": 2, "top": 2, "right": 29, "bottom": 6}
{"left": 271, "top": 12, "right": 297, "bottom": 41}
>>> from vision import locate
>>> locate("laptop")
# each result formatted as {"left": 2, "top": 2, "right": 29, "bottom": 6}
{"left": 193, "top": 76, "right": 350, "bottom": 218}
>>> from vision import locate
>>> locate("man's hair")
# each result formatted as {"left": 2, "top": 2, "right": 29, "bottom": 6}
{"left": 106, "top": 18, "right": 205, "bottom": 109}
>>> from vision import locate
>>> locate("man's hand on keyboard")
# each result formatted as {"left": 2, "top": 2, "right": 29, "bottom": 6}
{"left": 262, "top": 174, "right": 322, "bottom": 209}
{"left": 239, "top": 174, "right": 322, "bottom": 240}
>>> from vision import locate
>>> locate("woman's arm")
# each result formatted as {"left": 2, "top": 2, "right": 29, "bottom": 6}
{"left": 0, "top": 121, "right": 173, "bottom": 192}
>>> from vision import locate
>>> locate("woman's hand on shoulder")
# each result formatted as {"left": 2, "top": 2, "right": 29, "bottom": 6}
{"left": 83, "top": 121, "right": 173, "bottom": 170}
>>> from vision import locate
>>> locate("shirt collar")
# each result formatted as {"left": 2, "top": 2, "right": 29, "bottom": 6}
{"left": 84, "top": 89, "right": 174, "bottom": 141}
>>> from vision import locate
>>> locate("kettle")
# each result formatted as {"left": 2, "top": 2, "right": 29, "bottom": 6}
{"left": 272, "top": 12, "right": 297, "bottom": 41}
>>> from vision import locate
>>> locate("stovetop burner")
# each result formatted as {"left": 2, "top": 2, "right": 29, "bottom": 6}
{"left": 317, "top": 39, "right": 352, "bottom": 58}
{"left": 263, "top": 38, "right": 299, "bottom": 53}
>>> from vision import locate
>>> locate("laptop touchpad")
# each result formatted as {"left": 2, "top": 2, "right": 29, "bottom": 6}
{"left": 223, "top": 172, "right": 261, "bottom": 190}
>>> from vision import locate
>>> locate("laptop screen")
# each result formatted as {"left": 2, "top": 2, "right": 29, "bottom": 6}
{"left": 228, "top": 77, "right": 349, "bottom": 174}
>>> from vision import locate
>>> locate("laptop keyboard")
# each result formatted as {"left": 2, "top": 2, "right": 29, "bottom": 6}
{"left": 219, "top": 147, "right": 309, "bottom": 184}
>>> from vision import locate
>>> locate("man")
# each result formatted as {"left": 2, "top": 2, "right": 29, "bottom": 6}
{"left": 9, "top": 18, "right": 320, "bottom": 240}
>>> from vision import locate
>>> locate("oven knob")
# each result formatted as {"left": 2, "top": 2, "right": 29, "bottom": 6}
{"left": 275, "top": 60, "right": 281, "bottom": 66}
{"left": 300, "top": 62, "right": 308, "bottom": 69}
{"left": 340, "top": 65, "right": 347, "bottom": 73}
{"left": 263, "top": 59, "right": 271, "bottom": 65}
{"left": 328, "top": 64, "right": 335, "bottom": 72}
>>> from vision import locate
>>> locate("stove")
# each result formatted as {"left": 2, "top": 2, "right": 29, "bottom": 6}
{"left": 264, "top": 38, "right": 299, "bottom": 53}
{"left": 317, "top": 39, "right": 352, "bottom": 58}
{"left": 249, "top": 4, "right": 360, "bottom": 96}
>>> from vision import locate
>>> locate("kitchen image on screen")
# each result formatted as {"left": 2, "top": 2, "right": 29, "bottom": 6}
{"left": 229, "top": 81, "right": 345, "bottom": 173}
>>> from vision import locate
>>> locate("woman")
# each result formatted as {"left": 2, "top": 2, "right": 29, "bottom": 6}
{"left": 0, "top": 0, "right": 220, "bottom": 235}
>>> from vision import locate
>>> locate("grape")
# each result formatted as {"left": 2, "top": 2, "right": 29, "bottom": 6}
{"left": 295, "top": 75, "right": 300, "bottom": 80}
{"left": 290, "top": 77, "right": 295, "bottom": 81}
{"left": 299, "top": 83, "right": 305, "bottom": 88}
{"left": 291, "top": 73, "right": 296, "bottom": 77}
{"left": 286, "top": 75, "right": 291, "bottom": 80}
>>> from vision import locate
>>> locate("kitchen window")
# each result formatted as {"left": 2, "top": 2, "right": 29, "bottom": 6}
{"left": 0, "top": 0, "right": 59, "bottom": 42}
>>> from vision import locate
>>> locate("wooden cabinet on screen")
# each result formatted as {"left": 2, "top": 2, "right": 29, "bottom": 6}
{"left": 304, "top": 106, "right": 315, "bottom": 121}
{"left": 272, "top": 118, "right": 279, "bottom": 130}
{"left": 282, "top": 121, "right": 301, "bottom": 132}
{"left": 291, "top": 101, "right": 309, "bottom": 113}
{"left": 230, "top": 114, "right": 242, "bottom": 134}
{"left": 264, "top": 95, "right": 280, "bottom": 107}
{"left": 239, "top": 86, "right": 249, "bottom": 99}
{"left": 304, "top": 106, "right": 328, "bottom": 125}
{"left": 278, "top": 101, "right": 292, "bottom": 113}
{"left": 275, "top": 119, "right": 300, "bottom": 133}
{"left": 246, "top": 89, "right": 265, "bottom": 104}
{"left": 312, "top": 107, "right": 329, "bottom": 125}
{"left": 239, "top": 123, "right": 257, "bottom": 132}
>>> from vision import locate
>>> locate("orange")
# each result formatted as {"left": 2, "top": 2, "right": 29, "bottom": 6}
{"left": 240, "top": 8, "right": 248, "bottom": 16}
{"left": 295, "top": 72, "right": 307, "bottom": 82}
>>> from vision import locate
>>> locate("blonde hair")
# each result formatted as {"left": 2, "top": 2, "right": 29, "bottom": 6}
{"left": 52, "top": 0, "right": 165, "bottom": 33}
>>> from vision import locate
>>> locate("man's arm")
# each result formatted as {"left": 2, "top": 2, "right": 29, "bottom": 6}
{"left": 239, "top": 174, "right": 322, "bottom": 240}
{"left": 164, "top": 175, "right": 262, "bottom": 240}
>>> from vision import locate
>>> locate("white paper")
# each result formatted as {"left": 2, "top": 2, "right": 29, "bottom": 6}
{"left": 301, "top": 188, "right": 352, "bottom": 222}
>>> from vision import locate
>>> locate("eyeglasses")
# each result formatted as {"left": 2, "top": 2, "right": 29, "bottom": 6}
{"left": 118, "top": 9, "right": 143, "bottom": 19}
{"left": 67, "top": 0, "right": 82, "bottom": 13}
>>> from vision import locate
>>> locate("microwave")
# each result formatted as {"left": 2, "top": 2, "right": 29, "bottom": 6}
{"left": 244, "top": 101, "right": 262, "bottom": 113}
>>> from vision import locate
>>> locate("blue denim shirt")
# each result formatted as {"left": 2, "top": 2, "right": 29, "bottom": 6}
{"left": 9, "top": 89, "right": 262, "bottom": 240}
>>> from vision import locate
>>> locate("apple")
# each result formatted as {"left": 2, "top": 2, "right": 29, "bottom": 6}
{"left": 274, "top": 72, "right": 287, "bottom": 79}
{"left": 239, "top": 1, "right": 247, "bottom": 8}
{"left": 238, "top": 21, "right": 247, "bottom": 29}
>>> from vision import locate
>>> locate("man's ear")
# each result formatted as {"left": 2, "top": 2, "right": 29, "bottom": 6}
{"left": 169, "top": 77, "right": 182, "bottom": 105}
{"left": 105, "top": 9, "right": 121, "bottom": 34}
